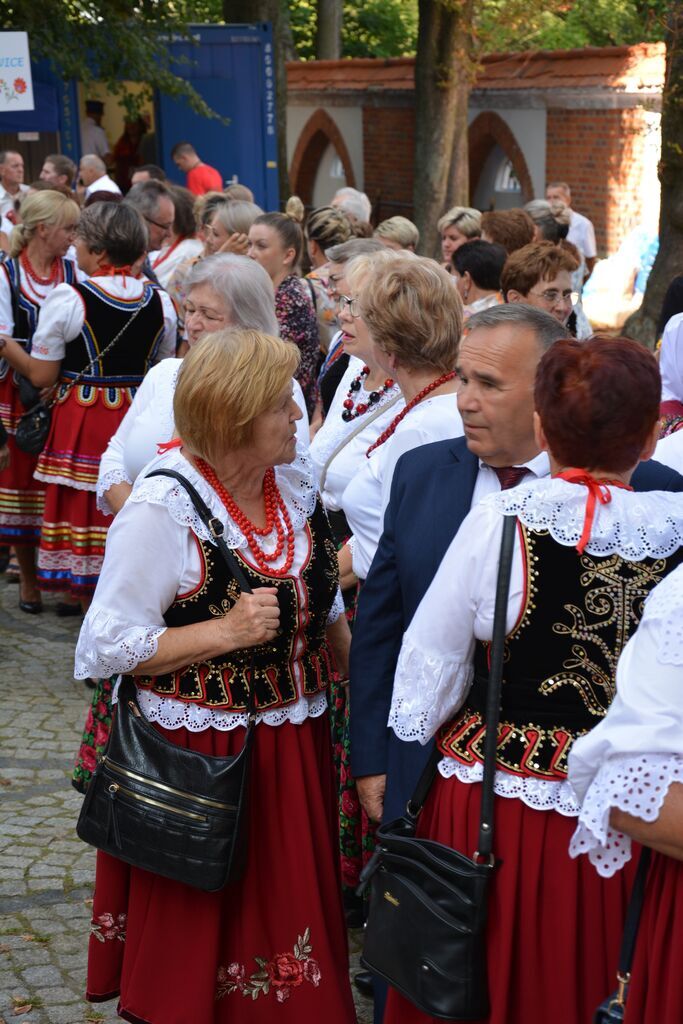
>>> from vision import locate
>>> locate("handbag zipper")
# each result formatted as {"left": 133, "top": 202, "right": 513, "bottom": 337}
{"left": 103, "top": 756, "right": 237, "bottom": 812}
{"left": 107, "top": 782, "right": 208, "bottom": 822}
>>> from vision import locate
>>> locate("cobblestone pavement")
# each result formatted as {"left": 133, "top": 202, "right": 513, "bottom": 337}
{"left": 0, "top": 574, "right": 372, "bottom": 1023}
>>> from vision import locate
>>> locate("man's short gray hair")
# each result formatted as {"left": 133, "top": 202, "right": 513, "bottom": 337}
{"left": 81, "top": 154, "right": 106, "bottom": 176}
{"left": 325, "top": 237, "right": 385, "bottom": 264}
{"left": 186, "top": 253, "right": 279, "bottom": 336}
{"left": 125, "top": 180, "right": 173, "bottom": 220}
{"left": 467, "top": 303, "right": 571, "bottom": 351}
{"left": 333, "top": 187, "right": 372, "bottom": 223}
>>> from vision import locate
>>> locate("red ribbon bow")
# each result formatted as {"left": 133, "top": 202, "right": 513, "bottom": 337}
{"left": 556, "top": 468, "right": 633, "bottom": 554}
{"left": 156, "top": 438, "right": 183, "bottom": 454}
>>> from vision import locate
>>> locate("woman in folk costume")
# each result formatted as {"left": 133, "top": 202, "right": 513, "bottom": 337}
{"left": 384, "top": 337, "right": 683, "bottom": 1024}
{"left": 74, "top": 329, "right": 356, "bottom": 1023}
{"left": 0, "top": 189, "right": 80, "bottom": 612}
{"left": 0, "top": 201, "right": 176, "bottom": 605}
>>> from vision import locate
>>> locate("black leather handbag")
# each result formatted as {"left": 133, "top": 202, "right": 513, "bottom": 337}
{"left": 358, "top": 514, "right": 516, "bottom": 1021}
{"left": 77, "top": 468, "right": 257, "bottom": 892}
{"left": 594, "top": 847, "right": 651, "bottom": 1023}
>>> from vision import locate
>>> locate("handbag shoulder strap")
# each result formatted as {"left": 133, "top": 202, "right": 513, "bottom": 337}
{"left": 404, "top": 513, "right": 517, "bottom": 864}
{"left": 318, "top": 392, "right": 402, "bottom": 495}
{"left": 145, "top": 468, "right": 253, "bottom": 595}
{"left": 617, "top": 846, "right": 652, "bottom": 980}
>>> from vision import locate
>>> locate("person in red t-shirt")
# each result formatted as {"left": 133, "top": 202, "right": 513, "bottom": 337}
{"left": 171, "top": 141, "right": 223, "bottom": 196}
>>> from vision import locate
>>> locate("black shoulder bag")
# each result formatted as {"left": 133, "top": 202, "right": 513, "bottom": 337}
{"left": 77, "top": 469, "right": 258, "bottom": 892}
{"left": 594, "top": 846, "right": 652, "bottom": 1022}
{"left": 357, "top": 513, "right": 517, "bottom": 1021}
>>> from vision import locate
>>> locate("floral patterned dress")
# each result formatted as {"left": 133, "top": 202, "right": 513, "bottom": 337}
{"left": 275, "top": 274, "right": 319, "bottom": 414}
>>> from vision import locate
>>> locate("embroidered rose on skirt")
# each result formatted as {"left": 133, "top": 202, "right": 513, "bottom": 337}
{"left": 91, "top": 911, "right": 127, "bottom": 942}
{"left": 216, "top": 927, "right": 321, "bottom": 1002}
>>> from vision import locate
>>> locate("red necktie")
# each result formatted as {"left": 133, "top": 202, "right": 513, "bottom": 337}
{"left": 492, "top": 466, "right": 528, "bottom": 490}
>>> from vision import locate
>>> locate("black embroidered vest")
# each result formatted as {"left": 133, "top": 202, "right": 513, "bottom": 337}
{"left": 134, "top": 499, "right": 341, "bottom": 712}
{"left": 438, "top": 524, "right": 683, "bottom": 779}
{"left": 0, "top": 257, "right": 76, "bottom": 384}
{"left": 61, "top": 280, "right": 164, "bottom": 387}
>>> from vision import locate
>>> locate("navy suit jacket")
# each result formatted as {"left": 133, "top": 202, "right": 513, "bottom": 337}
{"left": 349, "top": 436, "right": 683, "bottom": 822}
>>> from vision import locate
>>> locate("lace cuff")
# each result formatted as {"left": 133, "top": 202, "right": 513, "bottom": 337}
{"left": 389, "top": 639, "right": 474, "bottom": 743}
{"left": 74, "top": 606, "right": 166, "bottom": 678}
{"left": 326, "top": 587, "right": 345, "bottom": 624}
{"left": 569, "top": 752, "right": 683, "bottom": 877}
{"left": 96, "top": 468, "right": 133, "bottom": 516}
{"left": 124, "top": 687, "right": 329, "bottom": 732}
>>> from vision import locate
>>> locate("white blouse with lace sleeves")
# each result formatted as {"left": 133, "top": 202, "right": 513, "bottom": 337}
{"left": 389, "top": 502, "right": 525, "bottom": 745}
{"left": 568, "top": 564, "right": 683, "bottom": 877}
{"left": 74, "top": 497, "right": 184, "bottom": 679}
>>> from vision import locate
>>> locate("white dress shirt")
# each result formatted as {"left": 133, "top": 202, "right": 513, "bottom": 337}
{"left": 84, "top": 173, "right": 121, "bottom": 198}
{"left": 0, "top": 182, "right": 29, "bottom": 219}
{"left": 81, "top": 117, "right": 111, "bottom": 161}
{"left": 567, "top": 209, "right": 597, "bottom": 260}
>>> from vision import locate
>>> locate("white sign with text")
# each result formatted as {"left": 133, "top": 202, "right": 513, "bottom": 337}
{"left": 0, "top": 33, "right": 34, "bottom": 112}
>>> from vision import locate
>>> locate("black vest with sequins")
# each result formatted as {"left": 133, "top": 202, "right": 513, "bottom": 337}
{"left": 438, "top": 524, "right": 683, "bottom": 779}
{"left": 134, "top": 498, "right": 341, "bottom": 712}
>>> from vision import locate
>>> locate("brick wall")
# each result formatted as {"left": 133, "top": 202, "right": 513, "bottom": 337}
{"left": 362, "top": 106, "right": 415, "bottom": 223}
{"left": 546, "top": 107, "right": 652, "bottom": 255}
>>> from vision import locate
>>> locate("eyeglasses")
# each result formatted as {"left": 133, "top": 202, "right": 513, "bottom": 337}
{"left": 529, "top": 288, "right": 574, "bottom": 305}
{"left": 144, "top": 213, "right": 174, "bottom": 233}
{"left": 337, "top": 294, "right": 361, "bottom": 317}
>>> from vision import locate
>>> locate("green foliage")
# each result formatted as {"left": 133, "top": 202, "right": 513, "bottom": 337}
{"left": 477, "top": 0, "right": 667, "bottom": 53}
{"left": 289, "top": 0, "right": 418, "bottom": 60}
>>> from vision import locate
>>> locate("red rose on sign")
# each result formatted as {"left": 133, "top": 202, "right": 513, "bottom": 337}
{"left": 14, "top": 78, "right": 27, "bottom": 94}
{"left": 267, "top": 952, "right": 304, "bottom": 989}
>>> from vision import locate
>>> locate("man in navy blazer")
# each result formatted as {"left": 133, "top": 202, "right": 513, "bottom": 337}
{"left": 349, "top": 303, "right": 683, "bottom": 1018}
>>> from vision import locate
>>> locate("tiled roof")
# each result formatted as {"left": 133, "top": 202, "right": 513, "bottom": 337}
{"left": 287, "top": 43, "right": 665, "bottom": 94}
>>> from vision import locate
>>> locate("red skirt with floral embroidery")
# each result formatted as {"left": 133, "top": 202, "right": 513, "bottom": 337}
{"left": 384, "top": 774, "right": 636, "bottom": 1024}
{"left": 0, "top": 369, "right": 45, "bottom": 545}
{"left": 86, "top": 710, "right": 356, "bottom": 1024}
{"left": 624, "top": 851, "right": 683, "bottom": 1023}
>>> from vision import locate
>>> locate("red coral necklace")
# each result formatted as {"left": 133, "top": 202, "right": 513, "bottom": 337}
{"left": 20, "top": 250, "right": 61, "bottom": 298}
{"left": 366, "top": 370, "right": 457, "bottom": 457}
{"left": 195, "top": 457, "right": 295, "bottom": 577}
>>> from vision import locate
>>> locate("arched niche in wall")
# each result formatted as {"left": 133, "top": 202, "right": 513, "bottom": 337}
{"left": 468, "top": 112, "right": 534, "bottom": 209}
{"left": 289, "top": 108, "right": 356, "bottom": 205}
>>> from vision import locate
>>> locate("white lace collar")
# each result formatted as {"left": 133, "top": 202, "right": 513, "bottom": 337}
{"left": 129, "top": 444, "right": 317, "bottom": 549}
{"left": 488, "top": 476, "right": 683, "bottom": 560}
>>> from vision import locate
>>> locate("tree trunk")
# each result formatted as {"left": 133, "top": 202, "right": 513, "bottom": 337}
{"left": 316, "top": 0, "right": 342, "bottom": 60}
{"left": 222, "top": 0, "right": 294, "bottom": 203}
{"left": 413, "top": 0, "right": 475, "bottom": 259}
{"left": 624, "top": 2, "right": 683, "bottom": 347}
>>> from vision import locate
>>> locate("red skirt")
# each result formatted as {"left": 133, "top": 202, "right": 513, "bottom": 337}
{"left": 384, "top": 774, "right": 636, "bottom": 1024}
{"left": 86, "top": 712, "right": 357, "bottom": 1024}
{"left": 0, "top": 368, "right": 44, "bottom": 545}
{"left": 625, "top": 852, "right": 683, "bottom": 1023}
{"left": 35, "top": 384, "right": 134, "bottom": 596}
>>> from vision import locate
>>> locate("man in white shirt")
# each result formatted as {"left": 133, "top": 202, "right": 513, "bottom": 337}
{"left": 80, "top": 100, "right": 112, "bottom": 163}
{"left": 546, "top": 180, "right": 597, "bottom": 278}
{"left": 0, "top": 150, "right": 29, "bottom": 220}
{"left": 79, "top": 155, "right": 122, "bottom": 199}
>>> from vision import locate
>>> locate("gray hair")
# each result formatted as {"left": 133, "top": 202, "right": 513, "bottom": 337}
{"left": 186, "top": 254, "right": 279, "bottom": 335}
{"left": 210, "top": 199, "right": 263, "bottom": 236}
{"left": 524, "top": 199, "right": 553, "bottom": 223}
{"left": 75, "top": 202, "right": 148, "bottom": 265}
{"left": 125, "top": 180, "right": 174, "bottom": 221}
{"left": 325, "top": 237, "right": 385, "bottom": 264}
{"left": 333, "top": 187, "right": 372, "bottom": 223}
{"left": 467, "top": 303, "right": 571, "bottom": 351}
{"left": 81, "top": 154, "right": 106, "bottom": 176}
{"left": 524, "top": 199, "right": 563, "bottom": 243}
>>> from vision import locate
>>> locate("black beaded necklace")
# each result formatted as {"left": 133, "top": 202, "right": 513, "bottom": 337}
{"left": 341, "top": 365, "right": 395, "bottom": 422}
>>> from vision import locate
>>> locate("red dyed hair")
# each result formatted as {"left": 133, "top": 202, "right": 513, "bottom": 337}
{"left": 535, "top": 336, "right": 661, "bottom": 472}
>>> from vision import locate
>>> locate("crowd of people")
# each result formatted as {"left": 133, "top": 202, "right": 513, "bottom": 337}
{"left": 2, "top": 140, "right": 683, "bottom": 1024}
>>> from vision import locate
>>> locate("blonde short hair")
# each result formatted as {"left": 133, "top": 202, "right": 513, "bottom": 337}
{"left": 174, "top": 329, "right": 300, "bottom": 461}
{"left": 437, "top": 206, "right": 481, "bottom": 239}
{"left": 360, "top": 256, "right": 463, "bottom": 373}
{"left": 374, "top": 216, "right": 420, "bottom": 250}
{"left": 10, "top": 191, "right": 80, "bottom": 258}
